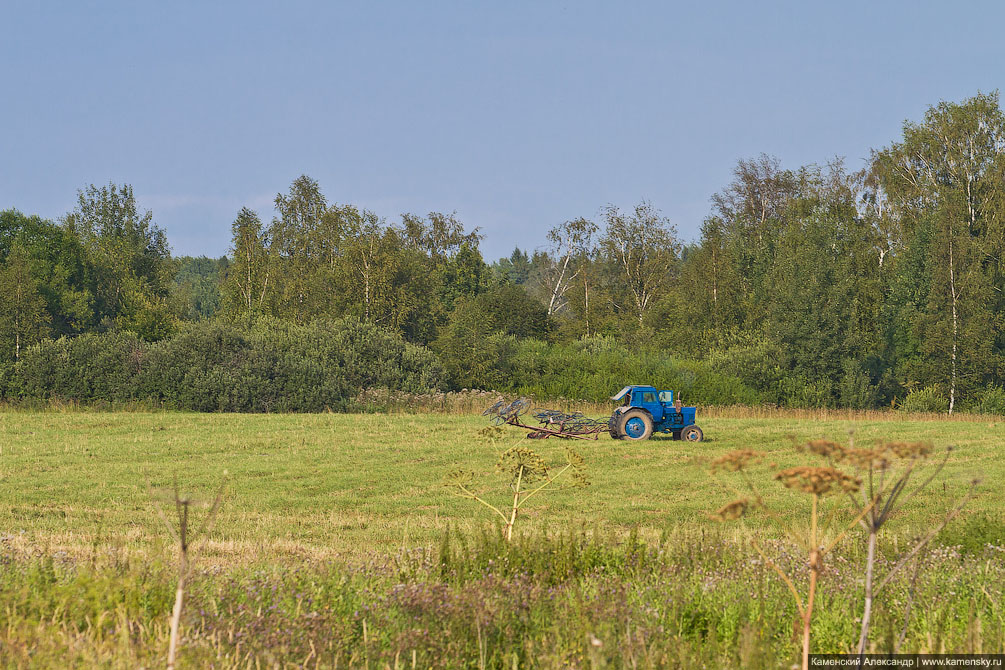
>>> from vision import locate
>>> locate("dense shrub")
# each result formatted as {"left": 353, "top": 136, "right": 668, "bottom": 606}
{"left": 6, "top": 318, "right": 444, "bottom": 411}
{"left": 432, "top": 300, "right": 518, "bottom": 390}
{"left": 493, "top": 336, "right": 761, "bottom": 406}
{"left": 898, "top": 385, "right": 949, "bottom": 413}
{"left": 15, "top": 332, "right": 144, "bottom": 402}
{"left": 964, "top": 386, "right": 1005, "bottom": 415}
{"left": 13, "top": 316, "right": 1005, "bottom": 412}
{"left": 135, "top": 320, "right": 251, "bottom": 406}
{"left": 250, "top": 317, "right": 444, "bottom": 395}
{"left": 0, "top": 360, "right": 12, "bottom": 398}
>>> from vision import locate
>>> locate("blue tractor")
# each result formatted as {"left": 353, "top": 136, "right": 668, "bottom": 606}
{"left": 608, "top": 385, "right": 703, "bottom": 442}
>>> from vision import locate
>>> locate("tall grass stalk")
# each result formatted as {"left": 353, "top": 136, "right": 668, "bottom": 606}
{"left": 149, "top": 473, "right": 227, "bottom": 670}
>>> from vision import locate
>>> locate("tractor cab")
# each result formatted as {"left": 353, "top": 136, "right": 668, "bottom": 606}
{"left": 609, "top": 385, "right": 702, "bottom": 442}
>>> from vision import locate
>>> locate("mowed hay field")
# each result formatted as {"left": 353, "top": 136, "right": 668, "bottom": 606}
{"left": 0, "top": 409, "right": 999, "bottom": 561}
{"left": 1, "top": 409, "right": 1004, "bottom": 668}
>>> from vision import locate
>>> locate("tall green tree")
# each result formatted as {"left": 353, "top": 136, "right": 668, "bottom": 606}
{"left": 398, "top": 211, "right": 482, "bottom": 343}
{"left": 222, "top": 207, "right": 271, "bottom": 322}
{"left": 874, "top": 92, "right": 1005, "bottom": 412}
{"left": 709, "top": 154, "right": 800, "bottom": 326}
{"left": 0, "top": 209, "right": 93, "bottom": 335}
{"left": 763, "top": 163, "right": 887, "bottom": 405}
{"left": 537, "top": 217, "right": 598, "bottom": 318}
{"left": 439, "top": 241, "right": 489, "bottom": 308}
{"left": 492, "top": 248, "right": 532, "bottom": 285}
{"left": 0, "top": 245, "right": 50, "bottom": 360}
{"left": 63, "top": 183, "right": 175, "bottom": 339}
{"left": 172, "top": 256, "right": 227, "bottom": 321}
{"left": 402, "top": 211, "right": 480, "bottom": 259}
{"left": 600, "top": 201, "right": 680, "bottom": 325}
{"left": 339, "top": 212, "right": 411, "bottom": 327}
{"left": 270, "top": 176, "right": 328, "bottom": 322}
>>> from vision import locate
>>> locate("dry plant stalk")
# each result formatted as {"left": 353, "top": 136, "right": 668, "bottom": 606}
{"left": 445, "top": 445, "right": 589, "bottom": 541}
{"left": 804, "top": 437, "right": 981, "bottom": 654}
{"left": 148, "top": 473, "right": 228, "bottom": 670}
{"left": 710, "top": 448, "right": 877, "bottom": 670}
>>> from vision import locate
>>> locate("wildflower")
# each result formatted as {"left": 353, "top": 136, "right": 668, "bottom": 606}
{"left": 443, "top": 469, "right": 477, "bottom": 493}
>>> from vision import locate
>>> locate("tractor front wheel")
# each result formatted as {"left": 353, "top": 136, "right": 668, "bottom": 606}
{"left": 618, "top": 410, "right": 653, "bottom": 441}
{"left": 680, "top": 425, "right": 703, "bottom": 442}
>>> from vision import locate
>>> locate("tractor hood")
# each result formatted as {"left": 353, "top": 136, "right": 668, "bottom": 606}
{"left": 610, "top": 386, "right": 632, "bottom": 402}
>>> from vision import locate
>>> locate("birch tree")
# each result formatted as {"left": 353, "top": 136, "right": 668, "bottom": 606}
{"left": 63, "top": 183, "right": 172, "bottom": 336}
{"left": 0, "top": 245, "right": 50, "bottom": 360}
{"left": 539, "top": 217, "right": 597, "bottom": 317}
{"left": 222, "top": 208, "right": 271, "bottom": 322}
{"left": 600, "top": 202, "right": 680, "bottom": 324}
{"left": 271, "top": 175, "right": 329, "bottom": 322}
{"left": 875, "top": 93, "right": 1005, "bottom": 413}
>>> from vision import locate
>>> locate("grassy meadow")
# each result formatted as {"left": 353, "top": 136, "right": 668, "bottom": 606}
{"left": 1, "top": 408, "right": 1003, "bottom": 667}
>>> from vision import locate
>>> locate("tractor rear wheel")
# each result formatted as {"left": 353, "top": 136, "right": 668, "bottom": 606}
{"left": 608, "top": 414, "right": 622, "bottom": 439}
{"left": 680, "top": 425, "right": 703, "bottom": 442}
{"left": 618, "top": 410, "right": 653, "bottom": 441}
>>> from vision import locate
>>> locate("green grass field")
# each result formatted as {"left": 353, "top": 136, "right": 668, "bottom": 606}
{"left": 1, "top": 409, "right": 998, "bottom": 563}
{"left": 2, "top": 409, "right": 1004, "bottom": 668}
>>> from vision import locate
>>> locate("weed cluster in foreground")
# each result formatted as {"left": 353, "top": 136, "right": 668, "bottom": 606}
{"left": 711, "top": 436, "right": 982, "bottom": 668}
{"left": 1, "top": 527, "right": 1002, "bottom": 669}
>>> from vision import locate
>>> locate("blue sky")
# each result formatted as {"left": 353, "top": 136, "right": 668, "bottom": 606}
{"left": 2, "top": 1, "right": 1003, "bottom": 261}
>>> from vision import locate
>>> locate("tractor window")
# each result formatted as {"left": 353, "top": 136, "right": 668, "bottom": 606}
{"left": 659, "top": 391, "right": 673, "bottom": 404}
{"left": 642, "top": 391, "right": 656, "bottom": 403}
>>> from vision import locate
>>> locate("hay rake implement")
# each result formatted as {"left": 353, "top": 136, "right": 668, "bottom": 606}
{"left": 482, "top": 398, "right": 610, "bottom": 440}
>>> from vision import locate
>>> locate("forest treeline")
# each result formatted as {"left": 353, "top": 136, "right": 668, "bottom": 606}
{"left": 4, "top": 92, "right": 1005, "bottom": 413}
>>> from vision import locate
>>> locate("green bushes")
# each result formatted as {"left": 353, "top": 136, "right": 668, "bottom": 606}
{"left": 964, "top": 386, "right": 1005, "bottom": 415}
{"left": 15, "top": 332, "right": 145, "bottom": 402}
{"left": 12, "top": 316, "right": 1005, "bottom": 413}
{"left": 433, "top": 325, "right": 762, "bottom": 406}
{"left": 495, "top": 336, "right": 761, "bottom": 406}
{"left": 5, "top": 318, "right": 444, "bottom": 411}
{"left": 898, "top": 385, "right": 949, "bottom": 414}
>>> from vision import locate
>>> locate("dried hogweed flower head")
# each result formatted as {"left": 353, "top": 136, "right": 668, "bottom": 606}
{"left": 496, "top": 446, "right": 550, "bottom": 485}
{"left": 443, "top": 469, "right": 478, "bottom": 496}
{"left": 710, "top": 499, "right": 749, "bottom": 522}
{"left": 774, "top": 466, "right": 861, "bottom": 495}
{"left": 710, "top": 450, "right": 763, "bottom": 473}
{"left": 477, "top": 425, "right": 506, "bottom": 443}
{"left": 802, "top": 440, "right": 845, "bottom": 459}
{"left": 883, "top": 441, "right": 933, "bottom": 459}
{"left": 838, "top": 447, "right": 890, "bottom": 470}
{"left": 563, "top": 447, "right": 591, "bottom": 488}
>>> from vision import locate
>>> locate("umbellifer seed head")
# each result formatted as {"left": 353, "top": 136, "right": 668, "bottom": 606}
{"left": 774, "top": 466, "right": 860, "bottom": 495}
{"left": 710, "top": 499, "right": 749, "bottom": 521}
{"left": 710, "top": 450, "right": 763, "bottom": 473}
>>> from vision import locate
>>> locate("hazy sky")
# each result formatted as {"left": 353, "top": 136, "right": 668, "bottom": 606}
{"left": 2, "top": 1, "right": 1003, "bottom": 261}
